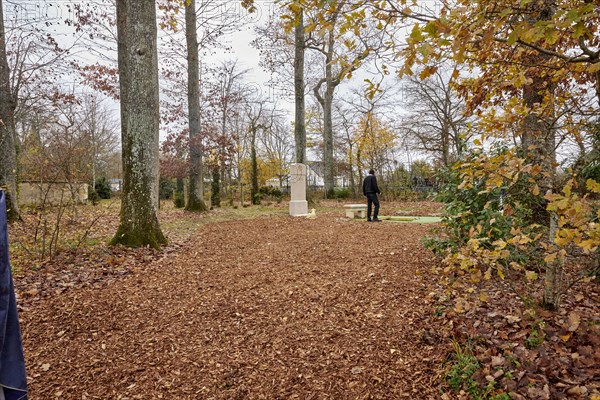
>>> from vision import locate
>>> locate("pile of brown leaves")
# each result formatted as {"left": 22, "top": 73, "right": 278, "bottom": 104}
{"left": 11, "top": 200, "right": 599, "bottom": 399}
{"left": 432, "top": 278, "right": 600, "bottom": 399}
{"left": 18, "top": 204, "right": 451, "bottom": 399}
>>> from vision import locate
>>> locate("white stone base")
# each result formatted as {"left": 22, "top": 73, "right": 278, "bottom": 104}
{"left": 343, "top": 204, "right": 368, "bottom": 219}
{"left": 345, "top": 209, "right": 367, "bottom": 218}
{"left": 289, "top": 200, "right": 308, "bottom": 216}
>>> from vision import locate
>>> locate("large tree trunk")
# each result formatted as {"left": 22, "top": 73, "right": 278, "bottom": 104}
{"left": 174, "top": 177, "right": 184, "bottom": 208}
{"left": 210, "top": 101, "right": 227, "bottom": 208}
{"left": 521, "top": 1, "right": 556, "bottom": 200}
{"left": 294, "top": 8, "right": 306, "bottom": 164}
{"left": 523, "top": 70, "right": 563, "bottom": 310}
{"left": 323, "top": 86, "right": 335, "bottom": 197}
{"left": 111, "top": 0, "right": 166, "bottom": 249}
{"left": 185, "top": 0, "right": 207, "bottom": 212}
{"left": 0, "top": 0, "right": 20, "bottom": 221}
{"left": 520, "top": 0, "right": 562, "bottom": 309}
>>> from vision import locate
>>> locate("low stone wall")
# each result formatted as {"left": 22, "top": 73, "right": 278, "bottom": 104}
{"left": 19, "top": 182, "right": 89, "bottom": 207}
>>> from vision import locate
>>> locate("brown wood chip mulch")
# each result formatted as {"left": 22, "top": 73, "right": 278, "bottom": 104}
{"left": 20, "top": 214, "right": 449, "bottom": 399}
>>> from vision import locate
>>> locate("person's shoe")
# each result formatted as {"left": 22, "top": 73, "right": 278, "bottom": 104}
{"left": 367, "top": 218, "right": 372, "bottom": 222}
{"left": 372, "top": 218, "right": 382, "bottom": 222}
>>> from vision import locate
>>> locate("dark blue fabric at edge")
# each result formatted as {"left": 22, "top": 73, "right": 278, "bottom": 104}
{"left": 0, "top": 191, "right": 28, "bottom": 400}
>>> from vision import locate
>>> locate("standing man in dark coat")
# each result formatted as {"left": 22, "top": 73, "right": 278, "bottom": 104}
{"left": 362, "top": 169, "right": 381, "bottom": 222}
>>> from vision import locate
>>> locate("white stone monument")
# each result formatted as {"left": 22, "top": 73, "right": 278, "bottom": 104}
{"left": 289, "top": 163, "right": 308, "bottom": 216}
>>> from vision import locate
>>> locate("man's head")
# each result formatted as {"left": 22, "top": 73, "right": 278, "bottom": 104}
{"left": 369, "top": 169, "right": 375, "bottom": 175}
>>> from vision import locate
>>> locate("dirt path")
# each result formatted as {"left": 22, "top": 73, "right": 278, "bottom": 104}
{"left": 21, "top": 213, "right": 448, "bottom": 399}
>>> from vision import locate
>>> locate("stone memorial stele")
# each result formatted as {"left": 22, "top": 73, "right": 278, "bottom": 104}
{"left": 289, "top": 163, "right": 308, "bottom": 216}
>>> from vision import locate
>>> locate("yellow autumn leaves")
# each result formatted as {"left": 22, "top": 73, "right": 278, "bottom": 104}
{"left": 546, "top": 178, "right": 600, "bottom": 256}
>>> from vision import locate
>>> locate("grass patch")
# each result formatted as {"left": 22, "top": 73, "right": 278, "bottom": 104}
{"left": 10, "top": 200, "right": 289, "bottom": 272}
{"left": 447, "top": 342, "right": 480, "bottom": 392}
{"left": 379, "top": 216, "right": 442, "bottom": 223}
{"left": 524, "top": 321, "right": 545, "bottom": 349}
{"left": 159, "top": 204, "right": 288, "bottom": 236}
{"left": 446, "top": 342, "right": 511, "bottom": 400}
{"left": 434, "top": 305, "right": 446, "bottom": 317}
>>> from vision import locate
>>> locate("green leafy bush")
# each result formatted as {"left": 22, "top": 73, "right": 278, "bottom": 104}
{"left": 159, "top": 178, "right": 175, "bottom": 200}
{"left": 173, "top": 191, "right": 185, "bottom": 208}
{"left": 88, "top": 189, "right": 100, "bottom": 205}
{"left": 332, "top": 188, "right": 352, "bottom": 199}
{"left": 259, "top": 186, "right": 283, "bottom": 203}
{"left": 424, "top": 147, "right": 545, "bottom": 270}
{"left": 94, "top": 176, "right": 112, "bottom": 199}
{"left": 425, "top": 145, "right": 600, "bottom": 313}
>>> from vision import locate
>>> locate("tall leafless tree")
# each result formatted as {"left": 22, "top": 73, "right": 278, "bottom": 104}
{"left": 185, "top": 0, "right": 208, "bottom": 212}
{"left": 294, "top": 7, "right": 307, "bottom": 164}
{"left": 0, "top": 0, "right": 19, "bottom": 220}
{"left": 307, "top": 1, "right": 372, "bottom": 197}
{"left": 402, "top": 70, "right": 471, "bottom": 167}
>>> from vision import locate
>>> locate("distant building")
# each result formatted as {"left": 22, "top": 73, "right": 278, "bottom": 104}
{"left": 109, "top": 178, "right": 122, "bottom": 192}
{"left": 18, "top": 181, "right": 88, "bottom": 206}
{"left": 266, "top": 178, "right": 281, "bottom": 188}
{"left": 306, "top": 161, "right": 351, "bottom": 189}
{"left": 335, "top": 176, "right": 350, "bottom": 188}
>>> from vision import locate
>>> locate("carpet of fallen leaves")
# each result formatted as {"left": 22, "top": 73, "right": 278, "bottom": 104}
{"left": 436, "top": 272, "right": 600, "bottom": 400}
{"left": 10, "top": 199, "right": 600, "bottom": 399}
{"left": 15, "top": 200, "right": 450, "bottom": 399}
{"left": 11, "top": 200, "right": 209, "bottom": 303}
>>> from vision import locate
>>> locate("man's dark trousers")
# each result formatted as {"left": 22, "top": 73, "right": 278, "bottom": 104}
{"left": 366, "top": 193, "right": 379, "bottom": 220}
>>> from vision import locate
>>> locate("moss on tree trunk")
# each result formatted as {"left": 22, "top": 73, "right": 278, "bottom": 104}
{"left": 110, "top": 219, "right": 166, "bottom": 249}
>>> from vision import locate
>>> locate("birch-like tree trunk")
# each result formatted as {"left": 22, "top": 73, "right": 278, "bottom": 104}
{"left": 111, "top": 0, "right": 166, "bottom": 249}
{"left": 185, "top": 0, "right": 207, "bottom": 212}
{"left": 0, "top": 0, "right": 20, "bottom": 221}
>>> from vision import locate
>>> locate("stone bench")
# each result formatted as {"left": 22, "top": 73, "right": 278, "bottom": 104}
{"left": 343, "top": 204, "right": 368, "bottom": 219}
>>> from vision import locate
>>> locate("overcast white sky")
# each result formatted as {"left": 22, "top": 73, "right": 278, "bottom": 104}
{"left": 6, "top": 0, "right": 425, "bottom": 165}
{"left": 8, "top": 1, "right": 277, "bottom": 87}
{"left": 8, "top": 0, "right": 404, "bottom": 118}
{"left": 6, "top": 1, "right": 294, "bottom": 123}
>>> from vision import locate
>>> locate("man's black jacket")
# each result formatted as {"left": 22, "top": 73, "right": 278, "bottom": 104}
{"left": 363, "top": 174, "right": 380, "bottom": 195}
